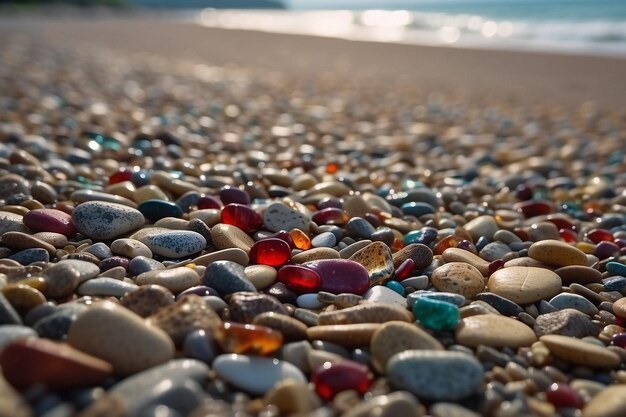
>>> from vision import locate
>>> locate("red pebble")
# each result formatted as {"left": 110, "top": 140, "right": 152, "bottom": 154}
{"left": 270, "top": 230, "right": 295, "bottom": 249}
{"left": 221, "top": 203, "right": 262, "bottom": 233}
{"left": 250, "top": 238, "right": 291, "bottom": 267}
{"left": 312, "top": 208, "right": 349, "bottom": 226}
{"left": 488, "top": 259, "right": 505, "bottom": 275}
{"left": 514, "top": 200, "right": 552, "bottom": 218}
{"left": 23, "top": 208, "right": 76, "bottom": 237}
{"left": 0, "top": 338, "right": 113, "bottom": 390}
{"left": 277, "top": 265, "right": 321, "bottom": 293}
{"left": 312, "top": 360, "right": 373, "bottom": 400}
{"left": 586, "top": 228, "right": 614, "bottom": 243}
{"left": 304, "top": 259, "right": 369, "bottom": 295}
{"left": 394, "top": 259, "right": 415, "bottom": 281}
{"left": 546, "top": 215, "right": 576, "bottom": 231}
{"left": 197, "top": 196, "right": 221, "bottom": 209}
{"left": 545, "top": 382, "right": 584, "bottom": 409}
{"left": 108, "top": 168, "right": 133, "bottom": 185}
{"left": 434, "top": 235, "right": 457, "bottom": 256}
{"left": 220, "top": 186, "right": 250, "bottom": 205}
{"left": 559, "top": 228, "right": 578, "bottom": 243}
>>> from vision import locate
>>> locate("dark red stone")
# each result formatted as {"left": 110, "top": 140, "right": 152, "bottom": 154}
{"left": 312, "top": 360, "right": 373, "bottom": 400}
{"left": 108, "top": 168, "right": 133, "bottom": 185}
{"left": 559, "top": 228, "right": 578, "bottom": 243}
{"left": 394, "top": 259, "right": 415, "bottom": 281}
{"left": 220, "top": 186, "right": 250, "bottom": 206}
{"left": 514, "top": 200, "right": 552, "bottom": 218}
{"left": 249, "top": 238, "right": 291, "bottom": 267}
{"left": 317, "top": 198, "right": 343, "bottom": 210}
{"left": 615, "top": 239, "right": 626, "bottom": 249}
{"left": 488, "top": 259, "right": 505, "bottom": 275}
{"left": 23, "top": 208, "right": 77, "bottom": 237}
{"left": 277, "top": 265, "right": 321, "bottom": 293}
{"left": 586, "top": 228, "right": 614, "bottom": 243}
{"left": 457, "top": 240, "right": 478, "bottom": 254}
{"left": 545, "top": 382, "right": 583, "bottom": 409}
{"left": 221, "top": 203, "right": 262, "bottom": 233}
{"left": 546, "top": 215, "right": 576, "bottom": 231}
{"left": 197, "top": 196, "right": 221, "bottom": 210}
{"left": 304, "top": 259, "right": 369, "bottom": 295}
{"left": 594, "top": 241, "right": 620, "bottom": 260}
{"left": 513, "top": 227, "right": 529, "bottom": 242}
{"left": 363, "top": 213, "right": 381, "bottom": 228}
{"left": 270, "top": 230, "right": 295, "bottom": 249}
{"left": 99, "top": 256, "right": 130, "bottom": 272}
{"left": 312, "top": 208, "right": 349, "bottom": 226}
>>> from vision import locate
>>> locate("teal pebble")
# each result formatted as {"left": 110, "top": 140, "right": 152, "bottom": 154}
{"left": 412, "top": 297, "right": 459, "bottom": 332}
{"left": 404, "top": 230, "right": 422, "bottom": 245}
{"left": 385, "top": 280, "right": 405, "bottom": 295}
{"left": 607, "top": 261, "right": 626, "bottom": 276}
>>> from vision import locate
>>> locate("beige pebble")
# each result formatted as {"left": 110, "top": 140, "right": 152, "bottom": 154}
{"left": 264, "top": 380, "right": 321, "bottom": 415}
{"left": 370, "top": 321, "right": 444, "bottom": 372}
{"left": 33, "top": 232, "right": 68, "bottom": 248}
{"left": 244, "top": 265, "right": 276, "bottom": 290}
{"left": 339, "top": 240, "right": 372, "bottom": 259}
{"left": 431, "top": 262, "right": 485, "bottom": 298}
{"left": 582, "top": 384, "right": 626, "bottom": 417}
{"left": 343, "top": 195, "right": 370, "bottom": 219}
{"left": 304, "top": 181, "right": 351, "bottom": 197}
{"left": 456, "top": 314, "right": 537, "bottom": 348}
{"left": 306, "top": 324, "right": 380, "bottom": 348}
{"left": 318, "top": 302, "right": 413, "bottom": 325}
{"left": 111, "top": 238, "right": 152, "bottom": 258}
{"left": 292, "top": 247, "right": 341, "bottom": 263}
{"left": 119, "top": 285, "right": 175, "bottom": 318}
{"left": 349, "top": 241, "right": 394, "bottom": 285}
{"left": 503, "top": 257, "right": 553, "bottom": 268}
{"left": 188, "top": 209, "right": 222, "bottom": 227}
{"left": 528, "top": 239, "right": 587, "bottom": 267}
{"left": 1, "top": 231, "right": 57, "bottom": 256}
{"left": 106, "top": 181, "right": 136, "bottom": 201}
{"left": 554, "top": 265, "right": 603, "bottom": 285}
{"left": 135, "top": 267, "right": 200, "bottom": 294}
{"left": 463, "top": 215, "right": 498, "bottom": 241}
{"left": 341, "top": 391, "right": 425, "bottom": 417}
{"left": 612, "top": 297, "right": 626, "bottom": 319}
{"left": 442, "top": 247, "right": 490, "bottom": 276}
{"left": 67, "top": 300, "right": 174, "bottom": 376}
{"left": 153, "top": 217, "right": 188, "bottom": 230}
{"left": 487, "top": 266, "right": 562, "bottom": 304}
{"left": 253, "top": 312, "right": 308, "bottom": 341}
{"left": 540, "top": 335, "right": 621, "bottom": 368}
{"left": 210, "top": 223, "right": 254, "bottom": 253}
{"left": 175, "top": 248, "right": 249, "bottom": 268}
{"left": 134, "top": 185, "right": 169, "bottom": 204}
{"left": 43, "top": 262, "right": 81, "bottom": 298}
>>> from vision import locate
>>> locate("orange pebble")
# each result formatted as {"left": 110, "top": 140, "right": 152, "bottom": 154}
{"left": 215, "top": 322, "right": 283, "bottom": 356}
{"left": 290, "top": 228, "right": 311, "bottom": 250}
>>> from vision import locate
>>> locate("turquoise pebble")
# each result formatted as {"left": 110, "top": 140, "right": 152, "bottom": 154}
{"left": 404, "top": 230, "right": 422, "bottom": 245}
{"left": 606, "top": 262, "right": 626, "bottom": 276}
{"left": 412, "top": 297, "right": 459, "bottom": 332}
{"left": 385, "top": 280, "right": 405, "bottom": 295}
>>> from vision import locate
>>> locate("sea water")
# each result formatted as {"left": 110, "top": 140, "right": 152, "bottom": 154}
{"left": 188, "top": 0, "right": 626, "bottom": 57}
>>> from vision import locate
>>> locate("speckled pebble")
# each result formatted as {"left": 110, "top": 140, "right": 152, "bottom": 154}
{"left": 72, "top": 201, "right": 145, "bottom": 240}
{"left": 263, "top": 202, "right": 310, "bottom": 233}
{"left": 349, "top": 241, "right": 394, "bottom": 285}
{"left": 137, "top": 230, "right": 206, "bottom": 258}
{"left": 549, "top": 293, "right": 599, "bottom": 316}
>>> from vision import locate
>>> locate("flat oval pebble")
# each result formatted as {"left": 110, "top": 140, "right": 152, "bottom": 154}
{"left": 613, "top": 297, "right": 626, "bottom": 319}
{"left": 370, "top": 321, "right": 444, "bottom": 372}
{"left": 23, "top": 208, "right": 77, "bottom": 237}
{"left": 582, "top": 384, "right": 626, "bottom": 417}
{"left": 292, "top": 247, "right": 341, "bottom": 263}
{"left": 136, "top": 267, "right": 200, "bottom": 294}
{"left": 244, "top": 265, "right": 277, "bottom": 290}
{"left": 77, "top": 277, "right": 138, "bottom": 298}
{"left": 442, "top": 247, "right": 490, "bottom": 276}
{"left": 463, "top": 215, "right": 498, "bottom": 241}
{"left": 555, "top": 265, "right": 603, "bottom": 285}
{"left": 120, "top": 285, "right": 175, "bottom": 318}
{"left": 67, "top": 300, "right": 174, "bottom": 375}
{"left": 387, "top": 350, "right": 484, "bottom": 401}
{"left": 528, "top": 239, "right": 588, "bottom": 267}
{"left": 263, "top": 380, "right": 322, "bottom": 415}
{"left": 540, "top": 335, "right": 621, "bottom": 367}
{"left": 392, "top": 243, "right": 433, "bottom": 270}
{"left": 431, "top": 262, "right": 485, "bottom": 298}
{"left": 138, "top": 230, "right": 206, "bottom": 258}
{"left": 203, "top": 260, "right": 257, "bottom": 296}
{"left": 348, "top": 241, "right": 394, "bottom": 285}
{"left": 210, "top": 223, "right": 255, "bottom": 253}
{"left": 180, "top": 248, "right": 249, "bottom": 268}
{"left": 307, "top": 324, "right": 380, "bottom": 347}
{"left": 317, "top": 302, "right": 413, "bottom": 325}
{"left": 71, "top": 189, "right": 138, "bottom": 208}
{"left": 111, "top": 238, "right": 152, "bottom": 258}
{"left": 213, "top": 354, "right": 306, "bottom": 395}
{"left": 304, "top": 259, "right": 369, "bottom": 295}
{"left": 72, "top": 201, "right": 145, "bottom": 240}
{"left": 363, "top": 285, "right": 408, "bottom": 307}
{"left": 138, "top": 199, "right": 184, "bottom": 223}
{"left": 487, "top": 266, "right": 562, "bottom": 304}
{"left": 549, "top": 293, "right": 599, "bottom": 316}
{"left": 455, "top": 314, "right": 537, "bottom": 347}
{"left": 262, "top": 202, "right": 311, "bottom": 233}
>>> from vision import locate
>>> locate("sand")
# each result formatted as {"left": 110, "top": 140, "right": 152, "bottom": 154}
{"left": 2, "top": 16, "right": 626, "bottom": 109}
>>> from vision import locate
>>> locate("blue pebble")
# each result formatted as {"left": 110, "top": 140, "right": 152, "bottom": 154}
{"left": 603, "top": 276, "right": 626, "bottom": 292}
{"left": 9, "top": 248, "right": 49, "bottom": 265}
{"left": 385, "top": 280, "right": 405, "bottom": 295}
{"left": 607, "top": 261, "right": 626, "bottom": 277}
{"left": 138, "top": 199, "right": 184, "bottom": 223}
{"left": 475, "top": 236, "right": 490, "bottom": 252}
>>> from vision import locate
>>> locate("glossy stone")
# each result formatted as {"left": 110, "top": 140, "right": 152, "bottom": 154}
{"left": 289, "top": 229, "right": 311, "bottom": 250}
{"left": 215, "top": 322, "right": 283, "bottom": 355}
{"left": 304, "top": 259, "right": 370, "bottom": 295}
{"left": 249, "top": 238, "right": 291, "bottom": 266}
{"left": 412, "top": 297, "right": 459, "bottom": 331}
{"left": 220, "top": 186, "right": 250, "bottom": 205}
{"left": 311, "top": 360, "right": 373, "bottom": 400}
{"left": 203, "top": 261, "right": 257, "bottom": 296}
{"left": 138, "top": 199, "right": 184, "bottom": 223}
{"left": 277, "top": 265, "right": 321, "bottom": 294}
{"left": 312, "top": 208, "right": 349, "bottom": 226}
{"left": 221, "top": 203, "right": 262, "bottom": 233}
{"left": 545, "top": 382, "right": 584, "bottom": 409}
{"left": 23, "top": 208, "right": 76, "bottom": 237}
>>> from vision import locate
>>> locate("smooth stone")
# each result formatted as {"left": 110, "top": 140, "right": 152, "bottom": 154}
{"left": 606, "top": 261, "right": 626, "bottom": 276}
{"left": 349, "top": 241, "right": 394, "bottom": 285}
{"left": 306, "top": 324, "right": 380, "bottom": 348}
{"left": 474, "top": 293, "right": 523, "bottom": 316}
{"left": 478, "top": 242, "right": 511, "bottom": 262}
{"left": 400, "top": 275, "right": 429, "bottom": 291}
{"left": 0, "top": 325, "right": 37, "bottom": 351}
{"left": 370, "top": 321, "right": 444, "bottom": 372}
{"left": 154, "top": 217, "right": 188, "bottom": 230}
{"left": 72, "top": 201, "right": 144, "bottom": 240}
{"left": 504, "top": 257, "right": 552, "bottom": 268}
{"left": 340, "top": 391, "right": 424, "bottom": 417}
{"left": 138, "top": 230, "right": 206, "bottom": 258}
{"left": 392, "top": 243, "right": 433, "bottom": 270}
{"left": 263, "top": 380, "right": 322, "bottom": 415}
{"left": 213, "top": 354, "right": 307, "bottom": 395}
{"left": 387, "top": 350, "right": 484, "bottom": 401}
{"left": 0, "top": 211, "right": 30, "bottom": 235}
{"left": 202, "top": 260, "right": 257, "bottom": 296}
{"left": 533, "top": 308, "right": 598, "bottom": 337}
{"left": 304, "top": 259, "right": 369, "bottom": 295}
{"left": 528, "top": 239, "right": 588, "bottom": 267}
{"left": 110, "top": 359, "right": 209, "bottom": 417}
{"left": 33, "top": 232, "right": 68, "bottom": 248}
{"left": 430, "top": 403, "right": 480, "bottom": 417}
{"left": 463, "top": 215, "right": 498, "bottom": 241}
{"left": 540, "top": 335, "right": 621, "bottom": 367}
{"left": 345, "top": 217, "right": 376, "bottom": 240}
{"left": 228, "top": 292, "right": 288, "bottom": 323}
{"left": 2, "top": 284, "right": 46, "bottom": 314}
{"left": 183, "top": 329, "right": 218, "bottom": 364}
{"left": 77, "top": 278, "right": 138, "bottom": 298}
{"left": 613, "top": 297, "right": 626, "bottom": 319}
{"left": 296, "top": 293, "right": 324, "bottom": 309}
{"left": 487, "top": 266, "right": 562, "bottom": 304}
{"left": 339, "top": 240, "right": 372, "bottom": 259}
{"left": 253, "top": 312, "right": 308, "bottom": 342}
{"left": 22, "top": 208, "right": 76, "bottom": 237}
{"left": 128, "top": 256, "right": 165, "bottom": 276}
{"left": 0, "top": 373, "right": 32, "bottom": 417}
{"left": 67, "top": 300, "right": 175, "bottom": 376}
{"left": 431, "top": 262, "right": 485, "bottom": 298}
{"left": 83, "top": 242, "right": 113, "bottom": 260}
{"left": 178, "top": 248, "right": 249, "bottom": 268}
{"left": 363, "top": 286, "right": 408, "bottom": 308}
{"left": 70, "top": 189, "right": 138, "bottom": 208}
{"left": 210, "top": 223, "right": 254, "bottom": 253}
{"left": 317, "top": 302, "right": 413, "bottom": 325}
{"left": 311, "top": 232, "right": 337, "bottom": 248}
{"left": 292, "top": 247, "right": 341, "bottom": 263}
{"left": 555, "top": 265, "right": 603, "bottom": 285}
{"left": 442, "top": 248, "right": 490, "bottom": 276}
{"left": 244, "top": 265, "right": 276, "bottom": 289}
{"left": 263, "top": 202, "right": 310, "bottom": 233}
{"left": 10, "top": 248, "right": 49, "bottom": 265}
{"left": 111, "top": 239, "right": 152, "bottom": 259}
{"left": 549, "top": 293, "right": 599, "bottom": 316}
{"left": 582, "top": 385, "right": 626, "bottom": 417}
{"left": 2, "top": 232, "right": 57, "bottom": 256}
{"left": 455, "top": 314, "right": 537, "bottom": 347}
{"left": 138, "top": 199, "right": 184, "bottom": 223}
{"left": 119, "top": 285, "right": 175, "bottom": 318}
{"left": 56, "top": 259, "right": 100, "bottom": 282}
{"left": 136, "top": 268, "right": 200, "bottom": 294}
{"left": 33, "top": 304, "right": 86, "bottom": 340}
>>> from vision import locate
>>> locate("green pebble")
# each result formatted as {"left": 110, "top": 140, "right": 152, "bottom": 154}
{"left": 412, "top": 297, "right": 459, "bottom": 332}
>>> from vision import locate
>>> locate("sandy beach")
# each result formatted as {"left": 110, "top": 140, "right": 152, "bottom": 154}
{"left": 3, "top": 17, "right": 626, "bottom": 108}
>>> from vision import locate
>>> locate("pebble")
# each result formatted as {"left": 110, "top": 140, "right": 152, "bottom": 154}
{"left": 387, "top": 350, "right": 484, "bottom": 401}
{"left": 528, "top": 239, "right": 588, "bottom": 267}
{"left": 318, "top": 302, "right": 413, "bottom": 325}
{"left": 292, "top": 247, "right": 341, "bottom": 263}
{"left": 487, "top": 266, "right": 562, "bottom": 304}
{"left": 463, "top": 215, "right": 499, "bottom": 241}
{"left": 304, "top": 259, "right": 369, "bottom": 295}
{"left": 0, "top": 211, "right": 30, "bottom": 235}
{"left": 2, "top": 232, "right": 56, "bottom": 256}
{"left": 253, "top": 312, "right": 308, "bottom": 341}
{"left": 474, "top": 292, "right": 523, "bottom": 316}
{"left": 210, "top": 223, "right": 255, "bottom": 253}
{"left": 430, "top": 403, "right": 480, "bottom": 417}
{"left": 111, "top": 238, "right": 153, "bottom": 258}
{"left": 202, "top": 260, "right": 257, "bottom": 296}
{"left": 549, "top": 293, "right": 599, "bottom": 316}
{"left": 263, "top": 380, "right": 322, "bottom": 415}
{"left": 613, "top": 297, "right": 626, "bottom": 319}
{"left": 581, "top": 384, "right": 626, "bottom": 417}
{"left": 307, "top": 324, "right": 380, "bottom": 348}
{"left": 479, "top": 242, "right": 511, "bottom": 262}
{"left": 263, "top": 202, "right": 310, "bottom": 233}
{"left": 442, "top": 247, "right": 490, "bottom": 276}
{"left": 0, "top": 325, "right": 37, "bottom": 350}
{"left": 244, "top": 264, "right": 276, "bottom": 289}
{"left": 341, "top": 391, "right": 424, "bottom": 417}
{"left": 392, "top": 243, "right": 433, "bottom": 270}
{"left": 540, "top": 335, "right": 620, "bottom": 367}
{"left": 455, "top": 314, "right": 537, "bottom": 347}
{"left": 311, "top": 231, "right": 337, "bottom": 248}
{"left": 138, "top": 199, "right": 184, "bottom": 223}
{"left": 348, "top": 241, "right": 394, "bottom": 285}
{"left": 228, "top": 292, "right": 289, "bottom": 323}
{"left": 136, "top": 267, "right": 200, "bottom": 294}
{"left": 67, "top": 300, "right": 175, "bottom": 375}
{"left": 213, "top": 353, "right": 307, "bottom": 395}
{"left": 76, "top": 277, "right": 138, "bottom": 297}
{"left": 136, "top": 230, "right": 206, "bottom": 258}
{"left": 363, "top": 285, "right": 408, "bottom": 307}
{"left": 555, "top": 265, "right": 603, "bottom": 285}
{"left": 71, "top": 201, "right": 145, "bottom": 240}
{"left": 23, "top": 208, "right": 76, "bottom": 237}
{"left": 431, "top": 262, "right": 485, "bottom": 298}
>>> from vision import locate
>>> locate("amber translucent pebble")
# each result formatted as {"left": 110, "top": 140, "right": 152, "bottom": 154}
{"left": 434, "top": 235, "right": 457, "bottom": 256}
{"left": 290, "top": 229, "right": 311, "bottom": 250}
{"left": 215, "top": 322, "right": 283, "bottom": 355}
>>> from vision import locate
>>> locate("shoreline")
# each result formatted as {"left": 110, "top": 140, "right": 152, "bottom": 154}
{"left": 4, "top": 17, "right": 626, "bottom": 109}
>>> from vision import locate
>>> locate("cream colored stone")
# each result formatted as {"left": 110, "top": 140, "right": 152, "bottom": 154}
{"left": 456, "top": 314, "right": 537, "bottom": 348}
